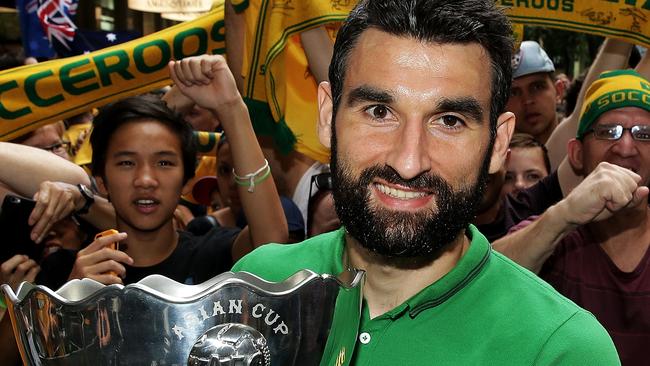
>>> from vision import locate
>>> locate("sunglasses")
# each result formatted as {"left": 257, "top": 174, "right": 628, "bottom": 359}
{"left": 309, "top": 173, "right": 333, "bottom": 198}
{"left": 585, "top": 124, "right": 650, "bottom": 141}
{"left": 306, "top": 173, "right": 333, "bottom": 233}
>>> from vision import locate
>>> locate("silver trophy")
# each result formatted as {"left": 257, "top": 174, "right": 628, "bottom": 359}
{"left": 2, "top": 269, "right": 364, "bottom": 366}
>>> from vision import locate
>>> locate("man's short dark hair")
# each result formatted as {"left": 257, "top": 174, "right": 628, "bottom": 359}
{"left": 508, "top": 133, "right": 551, "bottom": 174}
{"left": 329, "top": 0, "right": 513, "bottom": 136}
{"left": 90, "top": 95, "right": 196, "bottom": 184}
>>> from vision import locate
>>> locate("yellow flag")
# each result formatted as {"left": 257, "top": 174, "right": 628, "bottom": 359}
{"left": 0, "top": 4, "right": 226, "bottom": 141}
{"left": 502, "top": 0, "right": 650, "bottom": 47}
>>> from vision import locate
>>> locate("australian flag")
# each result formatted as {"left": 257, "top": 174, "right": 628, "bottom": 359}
{"left": 17, "top": 0, "right": 55, "bottom": 58}
{"left": 32, "top": 0, "right": 141, "bottom": 58}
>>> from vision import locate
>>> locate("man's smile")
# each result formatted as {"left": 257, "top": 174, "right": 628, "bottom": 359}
{"left": 133, "top": 198, "right": 161, "bottom": 214}
{"left": 372, "top": 181, "right": 433, "bottom": 210}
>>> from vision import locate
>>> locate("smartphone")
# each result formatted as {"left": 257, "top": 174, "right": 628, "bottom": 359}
{"left": 0, "top": 195, "right": 41, "bottom": 263}
{"left": 94, "top": 229, "right": 120, "bottom": 276}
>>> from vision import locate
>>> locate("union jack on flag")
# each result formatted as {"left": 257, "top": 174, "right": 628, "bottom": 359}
{"left": 17, "top": 0, "right": 55, "bottom": 58}
{"left": 36, "top": 0, "right": 79, "bottom": 51}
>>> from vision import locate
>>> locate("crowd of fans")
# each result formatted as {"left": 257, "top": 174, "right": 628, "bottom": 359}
{"left": 0, "top": 0, "right": 649, "bottom": 364}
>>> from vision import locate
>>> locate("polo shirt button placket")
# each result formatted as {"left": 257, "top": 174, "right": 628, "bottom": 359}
{"left": 359, "top": 332, "right": 371, "bottom": 345}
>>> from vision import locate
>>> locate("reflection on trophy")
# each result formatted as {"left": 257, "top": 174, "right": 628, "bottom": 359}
{"left": 2, "top": 269, "right": 364, "bottom": 366}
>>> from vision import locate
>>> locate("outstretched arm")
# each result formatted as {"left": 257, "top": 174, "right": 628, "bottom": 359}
{"left": 168, "top": 55, "right": 288, "bottom": 260}
{"left": 225, "top": 0, "right": 246, "bottom": 93}
{"left": 0, "top": 142, "right": 90, "bottom": 199}
{"left": 0, "top": 143, "right": 117, "bottom": 242}
{"left": 635, "top": 45, "right": 650, "bottom": 78}
{"left": 300, "top": 26, "right": 334, "bottom": 83}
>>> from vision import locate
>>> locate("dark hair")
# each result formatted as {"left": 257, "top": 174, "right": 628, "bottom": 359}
{"left": 508, "top": 133, "right": 551, "bottom": 174}
{"left": 0, "top": 53, "right": 24, "bottom": 71}
{"left": 329, "top": 0, "right": 513, "bottom": 136}
{"left": 90, "top": 95, "right": 196, "bottom": 184}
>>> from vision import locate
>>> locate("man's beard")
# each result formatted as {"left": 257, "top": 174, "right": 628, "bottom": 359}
{"left": 331, "top": 144, "right": 490, "bottom": 262}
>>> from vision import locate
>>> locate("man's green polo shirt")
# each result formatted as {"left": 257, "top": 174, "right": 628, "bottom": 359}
{"left": 233, "top": 226, "right": 619, "bottom": 365}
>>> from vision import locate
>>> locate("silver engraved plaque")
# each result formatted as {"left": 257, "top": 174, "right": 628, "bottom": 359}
{"left": 188, "top": 323, "right": 270, "bottom": 366}
{"left": 2, "top": 269, "right": 364, "bottom": 366}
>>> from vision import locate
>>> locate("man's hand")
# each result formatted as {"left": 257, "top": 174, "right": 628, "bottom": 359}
{"left": 68, "top": 231, "right": 133, "bottom": 285}
{"left": 558, "top": 162, "right": 649, "bottom": 227}
{"left": 161, "top": 85, "right": 195, "bottom": 114}
{"left": 168, "top": 55, "right": 243, "bottom": 123}
{"left": 0, "top": 255, "right": 40, "bottom": 291}
{"left": 29, "top": 181, "right": 84, "bottom": 243}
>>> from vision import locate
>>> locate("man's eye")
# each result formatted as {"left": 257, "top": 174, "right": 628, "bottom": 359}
{"left": 531, "top": 82, "right": 546, "bottom": 91}
{"left": 505, "top": 173, "right": 514, "bottom": 182}
{"left": 159, "top": 160, "right": 175, "bottom": 167}
{"left": 365, "top": 105, "right": 390, "bottom": 120}
{"left": 117, "top": 161, "right": 134, "bottom": 167}
{"left": 439, "top": 115, "right": 465, "bottom": 129}
{"left": 510, "top": 89, "right": 521, "bottom": 97}
{"left": 526, "top": 173, "right": 541, "bottom": 181}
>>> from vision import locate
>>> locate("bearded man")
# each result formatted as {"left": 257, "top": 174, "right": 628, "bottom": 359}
{"left": 228, "top": 0, "right": 619, "bottom": 364}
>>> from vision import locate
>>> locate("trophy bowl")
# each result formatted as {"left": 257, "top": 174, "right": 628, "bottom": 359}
{"left": 2, "top": 269, "right": 364, "bottom": 366}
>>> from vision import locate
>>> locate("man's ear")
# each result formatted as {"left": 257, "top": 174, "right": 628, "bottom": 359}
{"left": 554, "top": 79, "right": 565, "bottom": 103}
{"left": 317, "top": 81, "right": 334, "bottom": 149}
{"left": 95, "top": 176, "right": 108, "bottom": 197}
{"left": 488, "top": 112, "right": 516, "bottom": 174}
{"left": 567, "top": 138, "right": 585, "bottom": 173}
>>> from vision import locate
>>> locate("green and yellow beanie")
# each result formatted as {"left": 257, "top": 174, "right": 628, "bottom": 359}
{"left": 577, "top": 70, "right": 650, "bottom": 139}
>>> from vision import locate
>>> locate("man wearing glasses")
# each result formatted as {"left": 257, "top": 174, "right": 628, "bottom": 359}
{"left": 494, "top": 69, "right": 650, "bottom": 365}
{"left": 10, "top": 122, "right": 71, "bottom": 161}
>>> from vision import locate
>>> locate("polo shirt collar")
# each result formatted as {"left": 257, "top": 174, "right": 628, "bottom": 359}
{"left": 336, "top": 225, "right": 491, "bottom": 319}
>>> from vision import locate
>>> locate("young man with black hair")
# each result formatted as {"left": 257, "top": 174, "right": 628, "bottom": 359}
{"left": 67, "top": 80, "right": 287, "bottom": 285}
{"left": 199, "top": 0, "right": 618, "bottom": 364}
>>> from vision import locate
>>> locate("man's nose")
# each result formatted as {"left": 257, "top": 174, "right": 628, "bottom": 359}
{"left": 522, "top": 90, "right": 534, "bottom": 105}
{"left": 134, "top": 165, "right": 159, "bottom": 188}
{"left": 514, "top": 175, "right": 527, "bottom": 190}
{"left": 385, "top": 120, "right": 431, "bottom": 180}
{"left": 611, "top": 130, "right": 639, "bottom": 158}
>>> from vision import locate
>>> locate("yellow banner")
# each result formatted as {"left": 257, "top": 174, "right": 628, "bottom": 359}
{"left": 128, "top": 0, "right": 212, "bottom": 13}
{"left": 0, "top": 4, "right": 225, "bottom": 141}
{"left": 502, "top": 0, "right": 650, "bottom": 47}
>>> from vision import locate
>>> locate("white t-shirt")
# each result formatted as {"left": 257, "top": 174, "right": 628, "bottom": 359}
{"left": 292, "top": 162, "right": 330, "bottom": 233}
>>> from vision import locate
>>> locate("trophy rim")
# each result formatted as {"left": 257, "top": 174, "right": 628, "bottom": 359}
{"left": 2, "top": 268, "right": 365, "bottom": 306}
